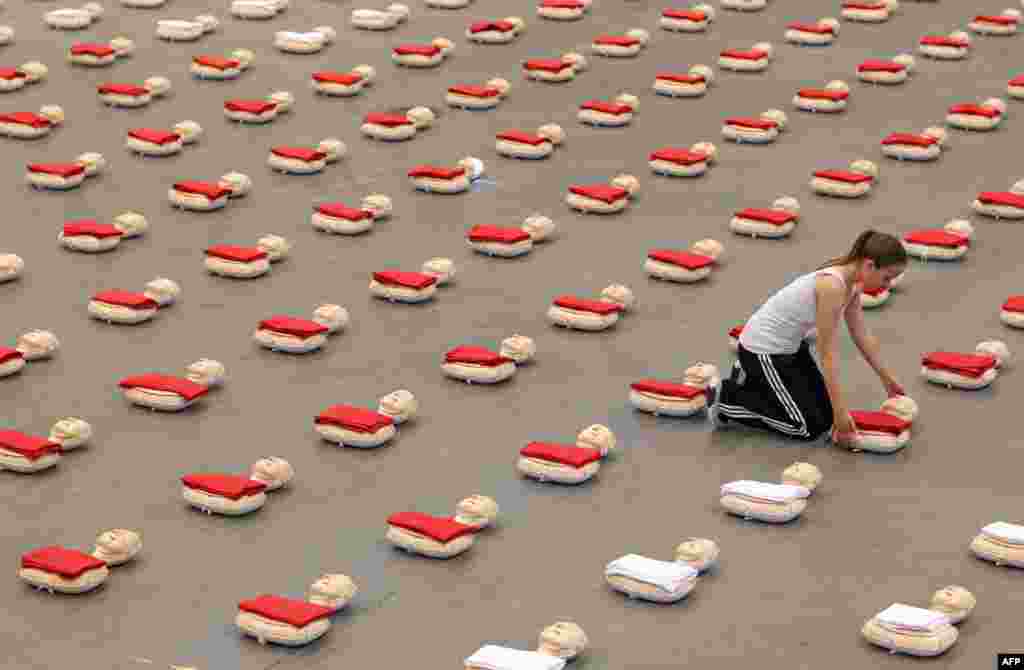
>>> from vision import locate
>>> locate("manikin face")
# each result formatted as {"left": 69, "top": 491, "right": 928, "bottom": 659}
{"left": 676, "top": 537, "right": 718, "bottom": 563}
{"left": 782, "top": 462, "right": 822, "bottom": 491}
{"left": 252, "top": 457, "right": 293, "bottom": 487}
{"left": 379, "top": 390, "right": 415, "bottom": 417}
{"left": 539, "top": 622, "right": 587, "bottom": 658}
{"left": 932, "top": 585, "right": 974, "bottom": 612}
{"left": 311, "top": 574, "right": 356, "bottom": 601}
{"left": 577, "top": 424, "right": 614, "bottom": 454}
{"left": 18, "top": 330, "right": 59, "bottom": 356}
{"left": 53, "top": 418, "right": 89, "bottom": 438}
{"left": 455, "top": 495, "right": 498, "bottom": 526}
{"left": 97, "top": 529, "right": 141, "bottom": 554}
{"left": 858, "top": 259, "right": 905, "bottom": 293}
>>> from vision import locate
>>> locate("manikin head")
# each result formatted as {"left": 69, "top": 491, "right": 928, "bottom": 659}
{"left": 454, "top": 495, "right": 499, "bottom": 528}
{"left": 929, "top": 585, "right": 976, "bottom": 623}
{"left": 308, "top": 573, "right": 358, "bottom": 610}
{"left": 538, "top": 621, "right": 588, "bottom": 659}
{"left": 674, "top": 537, "right": 720, "bottom": 571}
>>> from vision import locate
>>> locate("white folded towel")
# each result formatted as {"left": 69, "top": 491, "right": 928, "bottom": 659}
{"left": 50, "top": 9, "right": 86, "bottom": 16}
{"left": 464, "top": 646, "right": 566, "bottom": 670}
{"left": 605, "top": 554, "right": 697, "bottom": 592}
{"left": 277, "top": 30, "right": 322, "bottom": 43}
{"left": 876, "top": 604, "right": 949, "bottom": 631}
{"left": 352, "top": 8, "right": 385, "bottom": 18}
{"left": 159, "top": 19, "right": 200, "bottom": 29}
{"left": 982, "top": 521, "right": 1024, "bottom": 545}
{"left": 720, "top": 480, "right": 810, "bottom": 502}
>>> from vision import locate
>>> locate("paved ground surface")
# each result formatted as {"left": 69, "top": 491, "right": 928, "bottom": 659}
{"left": 2, "top": 1, "right": 1023, "bottom": 669}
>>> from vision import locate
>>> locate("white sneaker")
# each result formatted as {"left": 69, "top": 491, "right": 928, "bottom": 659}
{"left": 706, "top": 379, "right": 730, "bottom": 429}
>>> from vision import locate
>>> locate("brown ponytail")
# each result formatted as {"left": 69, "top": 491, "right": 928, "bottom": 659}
{"left": 817, "top": 229, "right": 907, "bottom": 271}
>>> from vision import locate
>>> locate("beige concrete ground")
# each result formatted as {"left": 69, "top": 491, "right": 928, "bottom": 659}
{"left": 2, "top": 0, "right": 1023, "bottom": 669}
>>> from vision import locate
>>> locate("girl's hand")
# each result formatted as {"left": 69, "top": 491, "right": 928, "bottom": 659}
{"left": 831, "top": 413, "right": 858, "bottom": 447}
{"left": 883, "top": 378, "right": 906, "bottom": 398}
{"left": 833, "top": 412, "right": 856, "bottom": 435}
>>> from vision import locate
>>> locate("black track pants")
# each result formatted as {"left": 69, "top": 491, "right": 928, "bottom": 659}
{"left": 717, "top": 341, "right": 834, "bottom": 441}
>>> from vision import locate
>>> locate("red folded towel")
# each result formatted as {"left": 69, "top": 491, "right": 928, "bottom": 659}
{"left": 128, "top": 128, "right": 179, "bottom": 145}
{"left": 271, "top": 147, "right": 327, "bottom": 162}
{"left": 98, "top": 83, "right": 148, "bottom": 97}
{"left": 647, "top": 249, "right": 714, "bottom": 270}
{"left": 206, "top": 245, "right": 268, "bottom": 263}
{"left": 195, "top": 55, "right": 240, "bottom": 70}
{"left": 496, "top": 130, "right": 546, "bottom": 145}
{"left": 386, "top": 511, "right": 476, "bottom": 543}
{"left": 568, "top": 185, "right": 628, "bottom": 204}
{"left": 372, "top": 271, "right": 437, "bottom": 289}
{"left": 182, "top": 473, "right": 267, "bottom": 499}
{"left": 593, "top": 35, "right": 640, "bottom": 47}
{"left": 520, "top": 442, "right": 601, "bottom": 468}
{"left": 316, "top": 203, "right": 372, "bottom": 221}
{"left": 921, "top": 352, "right": 997, "bottom": 377}
{"left": 663, "top": 8, "right": 706, "bottom": 20}
{"left": 858, "top": 59, "right": 904, "bottom": 73}
{"left": 394, "top": 44, "right": 440, "bottom": 57}
{"left": 449, "top": 85, "right": 501, "bottom": 98}
{"left": 720, "top": 49, "right": 767, "bottom": 60}
{"left": 813, "top": 169, "right": 873, "bottom": 184}
{"left": 315, "top": 405, "right": 394, "bottom": 433}
{"left": 28, "top": 163, "right": 84, "bottom": 178}
{"left": 974, "top": 14, "right": 1019, "bottom": 25}
{"left": 224, "top": 100, "right": 277, "bottom": 115}
{"left": 313, "top": 71, "right": 362, "bottom": 85}
{"left": 724, "top": 117, "right": 777, "bottom": 130}
{"left": 787, "top": 22, "right": 834, "bottom": 34}
{"left": 22, "top": 546, "right": 106, "bottom": 579}
{"left": 92, "top": 290, "right": 159, "bottom": 309}
{"left": 1002, "top": 296, "right": 1024, "bottom": 313}
{"left": 258, "top": 316, "right": 329, "bottom": 338}
{"left": 902, "top": 230, "right": 967, "bottom": 248}
{"left": 797, "top": 88, "right": 848, "bottom": 101}
{"left": 553, "top": 296, "right": 622, "bottom": 314}
{"left": 948, "top": 103, "right": 999, "bottom": 118}
{"left": 735, "top": 208, "right": 796, "bottom": 225}
{"left": 881, "top": 133, "right": 935, "bottom": 148}
{"left": 920, "top": 36, "right": 969, "bottom": 48}
{"left": 540, "top": 0, "right": 585, "bottom": 7}
{"left": 173, "top": 181, "right": 232, "bottom": 200}
{"left": 408, "top": 166, "right": 465, "bottom": 180}
{"left": 118, "top": 374, "right": 208, "bottom": 400}
{"left": 0, "top": 112, "right": 51, "bottom": 128}
{"left": 63, "top": 221, "right": 123, "bottom": 238}
{"left": 523, "top": 59, "right": 572, "bottom": 73}
{"left": 843, "top": 1, "right": 887, "bottom": 8}
{"left": 238, "top": 595, "right": 333, "bottom": 627}
{"left": 470, "top": 20, "right": 516, "bottom": 33}
{"left": 71, "top": 43, "right": 115, "bottom": 57}
{"left": 850, "top": 410, "right": 910, "bottom": 435}
{"left": 365, "top": 112, "right": 412, "bottom": 127}
{"left": 977, "top": 192, "right": 1024, "bottom": 209}
{"left": 467, "top": 225, "right": 531, "bottom": 244}
{"left": 0, "top": 430, "right": 61, "bottom": 459}
{"left": 580, "top": 100, "right": 632, "bottom": 115}
{"left": 630, "top": 379, "right": 705, "bottom": 399}
{"left": 649, "top": 148, "right": 707, "bottom": 165}
{"left": 444, "top": 345, "right": 513, "bottom": 367}
{"left": 655, "top": 73, "right": 704, "bottom": 84}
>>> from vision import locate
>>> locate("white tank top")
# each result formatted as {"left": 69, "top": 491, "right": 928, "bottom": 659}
{"left": 739, "top": 267, "right": 858, "bottom": 355}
